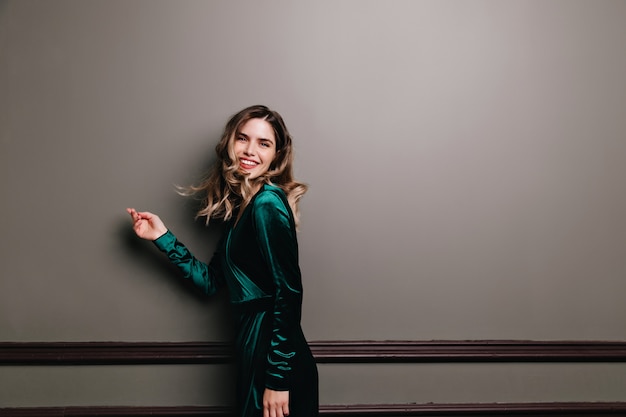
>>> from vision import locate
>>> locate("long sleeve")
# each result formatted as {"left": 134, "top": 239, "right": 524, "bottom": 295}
{"left": 252, "top": 190, "right": 303, "bottom": 391}
{"left": 153, "top": 230, "right": 223, "bottom": 296}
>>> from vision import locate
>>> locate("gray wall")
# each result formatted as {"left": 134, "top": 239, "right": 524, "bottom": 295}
{"left": 1, "top": 0, "right": 626, "bottom": 407}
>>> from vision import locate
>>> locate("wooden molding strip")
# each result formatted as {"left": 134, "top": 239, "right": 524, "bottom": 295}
{"left": 323, "top": 402, "right": 626, "bottom": 416}
{"left": 311, "top": 340, "right": 626, "bottom": 362}
{"left": 0, "top": 342, "right": 233, "bottom": 365}
{"left": 1, "top": 340, "right": 626, "bottom": 365}
{"left": 1, "top": 403, "right": 626, "bottom": 416}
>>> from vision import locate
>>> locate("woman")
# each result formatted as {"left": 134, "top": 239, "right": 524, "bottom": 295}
{"left": 127, "top": 105, "right": 318, "bottom": 417}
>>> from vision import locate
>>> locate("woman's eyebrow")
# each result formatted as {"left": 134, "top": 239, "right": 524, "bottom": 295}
{"left": 238, "top": 131, "right": 274, "bottom": 143}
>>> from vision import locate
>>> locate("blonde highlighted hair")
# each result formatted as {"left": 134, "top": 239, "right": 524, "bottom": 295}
{"left": 181, "top": 105, "right": 308, "bottom": 225}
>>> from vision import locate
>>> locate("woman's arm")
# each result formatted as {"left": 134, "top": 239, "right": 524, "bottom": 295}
{"left": 252, "top": 191, "right": 303, "bottom": 390}
{"left": 253, "top": 191, "right": 301, "bottom": 417}
{"left": 127, "top": 208, "right": 222, "bottom": 295}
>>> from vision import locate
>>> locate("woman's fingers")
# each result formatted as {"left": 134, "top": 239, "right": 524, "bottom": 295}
{"left": 263, "top": 389, "right": 289, "bottom": 417}
{"left": 127, "top": 208, "right": 147, "bottom": 237}
{"left": 127, "top": 208, "right": 141, "bottom": 222}
{"left": 127, "top": 208, "right": 167, "bottom": 240}
{"left": 127, "top": 208, "right": 150, "bottom": 224}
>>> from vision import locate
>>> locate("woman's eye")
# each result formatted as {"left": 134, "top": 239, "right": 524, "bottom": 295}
{"left": 237, "top": 136, "right": 247, "bottom": 142}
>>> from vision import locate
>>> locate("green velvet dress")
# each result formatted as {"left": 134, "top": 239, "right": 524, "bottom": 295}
{"left": 153, "top": 184, "right": 318, "bottom": 417}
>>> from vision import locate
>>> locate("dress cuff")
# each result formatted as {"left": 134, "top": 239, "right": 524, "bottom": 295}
{"left": 153, "top": 230, "right": 174, "bottom": 251}
{"left": 265, "top": 373, "right": 290, "bottom": 391}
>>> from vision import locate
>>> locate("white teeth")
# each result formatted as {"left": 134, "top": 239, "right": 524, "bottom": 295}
{"left": 241, "top": 159, "right": 257, "bottom": 166}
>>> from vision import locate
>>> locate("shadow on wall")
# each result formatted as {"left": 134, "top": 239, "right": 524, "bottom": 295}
{"left": 116, "top": 218, "right": 223, "bottom": 306}
{"left": 116, "top": 141, "right": 223, "bottom": 303}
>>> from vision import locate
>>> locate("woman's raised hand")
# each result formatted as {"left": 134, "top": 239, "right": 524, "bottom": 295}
{"left": 126, "top": 208, "right": 168, "bottom": 241}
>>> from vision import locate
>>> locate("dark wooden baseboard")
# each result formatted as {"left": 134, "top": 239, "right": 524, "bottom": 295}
{"left": 2, "top": 340, "right": 626, "bottom": 365}
{"left": 2, "top": 341, "right": 625, "bottom": 416}
{"left": 2, "top": 403, "right": 626, "bottom": 417}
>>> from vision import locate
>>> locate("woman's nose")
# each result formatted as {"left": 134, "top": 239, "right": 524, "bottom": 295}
{"left": 244, "top": 142, "right": 256, "bottom": 155}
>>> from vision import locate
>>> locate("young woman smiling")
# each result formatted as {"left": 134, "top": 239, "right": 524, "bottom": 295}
{"left": 127, "top": 105, "right": 318, "bottom": 417}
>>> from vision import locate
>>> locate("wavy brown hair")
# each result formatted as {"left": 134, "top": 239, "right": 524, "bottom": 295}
{"left": 181, "top": 105, "right": 308, "bottom": 225}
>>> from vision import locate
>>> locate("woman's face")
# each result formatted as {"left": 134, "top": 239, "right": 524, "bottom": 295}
{"left": 233, "top": 118, "right": 277, "bottom": 180}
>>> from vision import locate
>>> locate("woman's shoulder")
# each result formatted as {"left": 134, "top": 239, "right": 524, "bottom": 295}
{"left": 257, "top": 183, "right": 287, "bottom": 200}
{"left": 253, "top": 184, "right": 290, "bottom": 214}
{"left": 251, "top": 184, "right": 297, "bottom": 230}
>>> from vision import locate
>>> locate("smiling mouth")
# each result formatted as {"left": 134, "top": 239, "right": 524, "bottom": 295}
{"left": 239, "top": 159, "right": 258, "bottom": 168}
